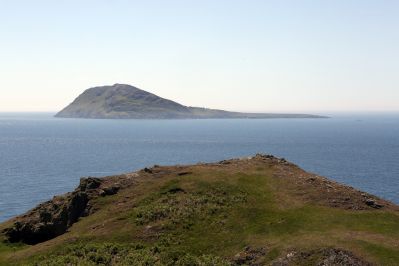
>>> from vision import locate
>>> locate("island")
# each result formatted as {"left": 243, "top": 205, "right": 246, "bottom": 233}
{"left": 1, "top": 155, "right": 398, "bottom": 265}
{"left": 55, "top": 84, "right": 327, "bottom": 119}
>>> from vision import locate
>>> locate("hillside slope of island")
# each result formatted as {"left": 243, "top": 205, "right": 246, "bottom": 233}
{"left": 1, "top": 155, "right": 398, "bottom": 265}
{"left": 55, "top": 84, "right": 327, "bottom": 119}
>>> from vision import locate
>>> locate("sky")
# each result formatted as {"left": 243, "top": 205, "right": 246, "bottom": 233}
{"left": 0, "top": 0, "right": 398, "bottom": 113}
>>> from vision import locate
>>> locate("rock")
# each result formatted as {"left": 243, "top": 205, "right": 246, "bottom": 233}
{"left": 79, "top": 177, "right": 101, "bottom": 191}
{"left": 144, "top": 167, "right": 153, "bottom": 174}
{"left": 3, "top": 191, "right": 88, "bottom": 244}
{"left": 177, "top": 171, "right": 192, "bottom": 176}
{"left": 365, "top": 198, "right": 383, "bottom": 209}
{"left": 272, "top": 248, "right": 372, "bottom": 266}
{"left": 255, "top": 154, "right": 276, "bottom": 160}
{"left": 2, "top": 176, "right": 122, "bottom": 245}
{"left": 277, "top": 158, "right": 289, "bottom": 165}
{"left": 318, "top": 248, "right": 372, "bottom": 266}
{"left": 232, "top": 246, "right": 267, "bottom": 265}
{"left": 99, "top": 186, "right": 120, "bottom": 197}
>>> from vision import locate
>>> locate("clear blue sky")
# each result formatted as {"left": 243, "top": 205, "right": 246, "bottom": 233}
{"left": 1, "top": 0, "right": 398, "bottom": 112}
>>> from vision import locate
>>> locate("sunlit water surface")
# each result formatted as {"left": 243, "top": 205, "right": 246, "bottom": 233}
{"left": 0, "top": 113, "right": 398, "bottom": 222}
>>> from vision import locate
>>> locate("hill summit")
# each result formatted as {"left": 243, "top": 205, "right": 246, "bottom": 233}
{"left": 1, "top": 155, "right": 398, "bottom": 265}
{"left": 55, "top": 84, "right": 326, "bottom": 119}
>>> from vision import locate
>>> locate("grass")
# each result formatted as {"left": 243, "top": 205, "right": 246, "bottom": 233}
{"left": 358, "top": 240, "right": 399, "bottom": 266}
{"left": 0, "top": 240, "right": 26, "bottom": 265}
{"left": 1, "top": 158, "right": 398, "bottom": 265}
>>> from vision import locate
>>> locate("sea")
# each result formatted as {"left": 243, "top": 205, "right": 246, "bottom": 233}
{"left": 0, "top": 112, "right": 398, "bottom": 222}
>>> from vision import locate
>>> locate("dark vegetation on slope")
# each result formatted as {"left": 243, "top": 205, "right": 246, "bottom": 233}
{"left": 55, "top": 84, "right": 327, "bottom": 119}
{"left": 1, "top": 155, "right": 398, "bottom": 265}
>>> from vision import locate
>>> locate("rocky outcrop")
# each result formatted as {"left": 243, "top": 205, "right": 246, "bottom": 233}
{"left": 273, "top": 248, "right": 372, "bottom": 266}
{"left": 232, "top": 246, "right": 267, "bottom": 265}
{"left": 3, "top": 177, "right": 120, "bottom": 245}
{"left": 230, "top": 246, "right": 372, "bottom": 266}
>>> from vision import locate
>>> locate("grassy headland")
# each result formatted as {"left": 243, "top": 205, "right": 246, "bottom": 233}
{"left": 0, "top": 155, "right": 398, "bottom": 265}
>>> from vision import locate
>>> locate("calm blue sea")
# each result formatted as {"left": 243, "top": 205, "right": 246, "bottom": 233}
{"left": 0, "top": 113, "right": 398, "bottom": 222}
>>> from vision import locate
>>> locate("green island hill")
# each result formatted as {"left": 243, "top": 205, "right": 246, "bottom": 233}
{"left": 55, "top": 84, "right": 327, "bottom": 119}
